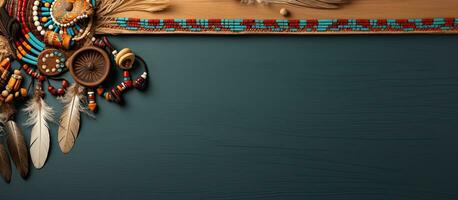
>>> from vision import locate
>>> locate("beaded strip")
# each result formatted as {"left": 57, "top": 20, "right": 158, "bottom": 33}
{"left": 104, "top": 18, "right": 458, "bottom": 33}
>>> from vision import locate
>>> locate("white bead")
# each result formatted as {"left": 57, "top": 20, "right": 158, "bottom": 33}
{"left": 34, "top": 1, "right": 39, "bottom": 6}
{"left": 33, "top": 16, "right": 39, "bottom": 21}
{"left": 33, "top": 6, "right": 38, "bottom": 11}
{"left": 37, "top": 26, "right": 43, "bottom": 31}
{"left": 280, "top": 8, "right": 288, "bottom": 16}
{"left": 59, "top": 30, "right": 63, "bottom": 34}
{"left": 48, "top": 25, "right": 54, "bottom": 29}
{"left": 40, "top": 30, "right": 46, "bottom": 35}
{"left": 91, "top": 37, "right": 96, "bottom": 41}
{"left": 33, "top": 11, "right": 38, "bottom": 16}
{"left": 34, "top": 21, "right": 40, "bottom": 26}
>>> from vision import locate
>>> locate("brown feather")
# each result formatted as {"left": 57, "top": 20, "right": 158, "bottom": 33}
{"left": 0, "top": 142, "right": 12, "bottom": 183}
{"left": 5, "top": 120, "right": 29, "bottom": 179}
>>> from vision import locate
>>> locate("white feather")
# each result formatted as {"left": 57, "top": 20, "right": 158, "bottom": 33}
{"left": 23, "top": 94, "right": 54, "bottom": 169}
{"left": 58, "top": 84, "right": 86, "bottom": 154}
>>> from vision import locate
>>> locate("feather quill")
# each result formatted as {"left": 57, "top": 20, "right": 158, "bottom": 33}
{"left": 0, "top": 142, "right": 12, "bottom": 183}
{"left": 240, "top": 0, "right": 348, "bottom": 9}
{"left": 58, "top": 84, "right": 86, "bottom": 154}
{"left": 24, "top": 86, "right": 53, "bottom": 169}
{"left": 5, "top": 120, "right": 29, "bottom": 179}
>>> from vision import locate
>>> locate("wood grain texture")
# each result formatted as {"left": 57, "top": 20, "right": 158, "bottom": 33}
{"left": 115, "top": 0, "right": 458, "bottom": 19}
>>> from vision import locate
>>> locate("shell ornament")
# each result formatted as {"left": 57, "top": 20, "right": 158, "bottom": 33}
{"left": 0, "top": 0, "right": 166, "bottom": 182}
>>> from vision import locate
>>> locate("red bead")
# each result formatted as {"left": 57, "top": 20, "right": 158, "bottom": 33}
{"left": 48, "top": 86, "right": 54, "bottom": 92}
{"left": 50, "top": 89, "right": 58, "bottom": 96}
{"left": 123, "top": 71, "right": 130, "bottom": 77}
{"left": 62, "top": 80, "right": 69, "bottom": 88}
{"left": 22, "top": 64, "right": 29, "bottom": 70}
{"left": 125, "top": 80, "right": 133, "bottom": 87}
{"left": 38, "top": 76, "right": 45, "bottom": 82}
{"left": 57, "top": 88, "right": 65, "bottom": 96}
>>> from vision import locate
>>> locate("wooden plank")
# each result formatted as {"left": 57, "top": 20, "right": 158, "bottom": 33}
{"left": 130, "top": 0, "right": 458, "bottom": 19}
{"left": 96, "top": 0, "right": 458, "bottom": 34}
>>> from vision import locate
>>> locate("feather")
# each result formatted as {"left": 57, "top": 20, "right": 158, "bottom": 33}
{"left": 23, "top": 86, "right": 54, "bottom": 169}
{"left": 58, "top": 84, "right": 86, "bottom": 154}
{"left": 95, "top": 0, "right": 169, "bottom": 30}
{"left": 5, "top": 120, "right": 29, "bottom": 179}
{"left": 240, "top": 0, "right": 348, "bottom": 9}
{"left": 0, "top": 142, "right": 12, "bottom": 183}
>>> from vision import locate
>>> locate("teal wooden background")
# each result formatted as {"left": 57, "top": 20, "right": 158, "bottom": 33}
{"left": 1, "top": 35, "right": 458, "bottom": 200}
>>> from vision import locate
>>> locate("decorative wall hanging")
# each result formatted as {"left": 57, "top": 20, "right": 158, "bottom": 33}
{"left": 0, "top": 0, "right": 456, "bottom": 183}
{"left": 0, "top": 0, "right": 152, "bottom": 182}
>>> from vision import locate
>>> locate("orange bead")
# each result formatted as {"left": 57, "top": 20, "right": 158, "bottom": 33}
{"left": 97, "top": 87, "right": 104, "bottom": 95}
{"left": 88, "top": 103, "right": 97, "bottom": 111}
{"left": 41, "top": 17, "right": 48, "bottom": 23}
{"left": 44, "top": 2, "right": 50, "bottom": 7}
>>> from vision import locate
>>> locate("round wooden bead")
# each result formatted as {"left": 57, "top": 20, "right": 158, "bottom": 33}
{"left": 1, "top": 90, "right": 8, "bottom": 97}
{"left": 280, "top": 8, "right": 289, "bottom": 16}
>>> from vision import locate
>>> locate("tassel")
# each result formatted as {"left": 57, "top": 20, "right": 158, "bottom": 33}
{"left": 95, "top": 0, "right": 169, "bottom": 30}
{"left": 23, "top": 84, "right": 54, "bottom": 169}
{"left": 58, "top": 84, "right": 87, "bottom": 154}
{"left": 0, "top": 142, "right": 12, "bottom": 183}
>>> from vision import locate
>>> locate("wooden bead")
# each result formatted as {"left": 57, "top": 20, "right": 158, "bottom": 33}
{"left": 5, "top": 94, "right": 13, "bottom": 103}
{"left": 115, "top": 48, "right": 135, "bottom": 70}
{"left": 1, "top": 90, "right": 8, "bottom": 97}
{"left": 280, "top": 8, "right": 289, "bottom": 16}
{"left": 20, "top": 88, "right": 27, "bottom": 97}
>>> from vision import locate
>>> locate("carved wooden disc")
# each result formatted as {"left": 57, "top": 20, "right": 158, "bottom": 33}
{"left": 67, "top": 47, "right": 110, "bottom": 87}
{"left": 37, "top": 49, "right": 67, "bottom": 77}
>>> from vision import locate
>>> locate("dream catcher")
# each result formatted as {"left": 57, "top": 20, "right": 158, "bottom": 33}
{"left": 0, "top": 0, "right": 163, "bottom": 182}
